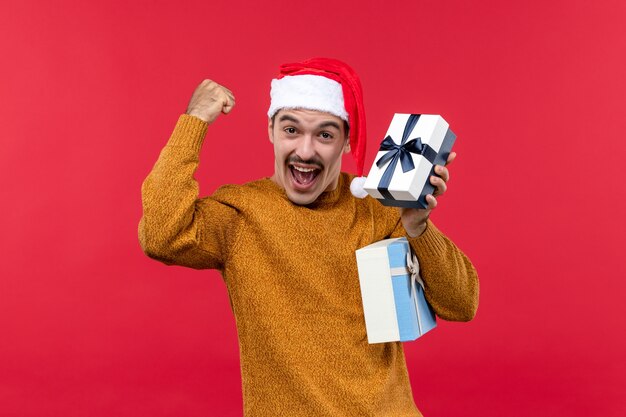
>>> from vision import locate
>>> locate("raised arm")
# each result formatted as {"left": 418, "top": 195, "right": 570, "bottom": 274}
{"left": 138, "top": 80, "right": 239, "bottom": 271}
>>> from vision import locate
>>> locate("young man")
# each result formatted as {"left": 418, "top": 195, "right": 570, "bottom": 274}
{"left": 139, "top": 58, "right": 478, "bottom": 416}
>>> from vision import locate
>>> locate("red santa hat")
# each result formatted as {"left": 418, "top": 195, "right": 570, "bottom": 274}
{"left": 267, "top": 57, "right": 368, "bottom": 198}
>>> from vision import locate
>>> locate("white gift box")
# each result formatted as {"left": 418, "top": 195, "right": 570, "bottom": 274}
{"left": 363, "top": 114, "right": 456, "bottom": 209}
{"left": 355, "top": 238, "right": 437, "bottom": 344}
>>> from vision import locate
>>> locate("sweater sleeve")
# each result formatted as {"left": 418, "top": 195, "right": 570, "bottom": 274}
{"left": 138, "top": 114, "right": 241, "bottom": 272}
{"left": 390, "top": 218, "right": 479, "bottom": 322}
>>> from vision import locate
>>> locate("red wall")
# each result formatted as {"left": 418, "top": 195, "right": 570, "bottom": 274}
{"left": 1, "top": 1, "right": 625, "bottom": 416}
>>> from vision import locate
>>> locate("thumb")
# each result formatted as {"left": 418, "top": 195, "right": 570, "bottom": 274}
{"left": 222, "top": 97, "right": 235, "bottom": 114}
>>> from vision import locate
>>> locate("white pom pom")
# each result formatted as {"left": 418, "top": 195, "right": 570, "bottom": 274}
{"left": 350, "top": 176, "right": 368, "bottom": 199}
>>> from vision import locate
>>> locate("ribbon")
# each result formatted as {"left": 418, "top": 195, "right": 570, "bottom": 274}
{"left": 376, "top": 114, "right": 438, "bottom": 200}
{"left": 389, "top": 249, "right": 425, "bottom": 335}
{"left": 406, "top": 251, "right": 425, "bottom": 335}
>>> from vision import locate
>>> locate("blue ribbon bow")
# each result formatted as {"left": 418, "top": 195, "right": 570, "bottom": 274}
{"left": 376, "top": 115, "right": 437, "bottom": 199}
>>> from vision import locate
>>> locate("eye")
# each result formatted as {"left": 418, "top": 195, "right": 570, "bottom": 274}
{"left": 284, "top": 127, "right": 297, "bottom": 135}
{"left": 320, "top": 131, "right": 334, "bottom": 140}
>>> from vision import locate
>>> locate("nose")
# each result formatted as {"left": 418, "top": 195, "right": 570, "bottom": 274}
{"left": 295, "top": 134, "right": 316, "bottom": 162}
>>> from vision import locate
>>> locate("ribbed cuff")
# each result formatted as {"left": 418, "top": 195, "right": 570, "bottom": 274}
{"left": 407, "top": 219, "right": 449, "bottom": 259}
{"left": 167, "top": 114, "right": 209, "bottom": 152}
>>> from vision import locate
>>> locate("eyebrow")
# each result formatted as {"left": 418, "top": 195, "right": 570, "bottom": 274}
{"left": 277, "top": 114, "right": 341, "bottom": 131}
{"left": 317, "top": 121, "right": 341, "bottom": 131}
{"left": 278, "top": 114, "right": 300, "bottom": 124}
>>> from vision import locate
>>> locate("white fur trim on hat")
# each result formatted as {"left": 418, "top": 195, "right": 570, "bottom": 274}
{"left": 267, "top": 74, "right": 349, "bottom": 121}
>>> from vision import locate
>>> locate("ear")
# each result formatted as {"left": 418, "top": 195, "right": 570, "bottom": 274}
{"left": 343, "top": 139, "right": 351, "bottom": 154}
{"left": 268, "top": 117, "right": 274, "bottom": 144}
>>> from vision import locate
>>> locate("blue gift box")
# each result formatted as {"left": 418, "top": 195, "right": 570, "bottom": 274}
{"left": 355, "top": 238, "right": 437, "bottom": 344}
{"left": 363, "top": 114, "right": 456, "bottom": 209}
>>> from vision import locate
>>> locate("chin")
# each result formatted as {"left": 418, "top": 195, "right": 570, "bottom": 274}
{"left": 285, "top": 189, "right": 322, "bottom": 206}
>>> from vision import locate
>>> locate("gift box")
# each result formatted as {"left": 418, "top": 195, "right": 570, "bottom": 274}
{"left": 363, "top": 114, "right": 456, "bottom": 209}
{"left": 355, "top": 237, "right": 436, "bottom": 344}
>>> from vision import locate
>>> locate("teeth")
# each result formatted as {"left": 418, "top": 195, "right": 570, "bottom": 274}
{"left": 292, "top": 166, "right": 316, "bottom": 173}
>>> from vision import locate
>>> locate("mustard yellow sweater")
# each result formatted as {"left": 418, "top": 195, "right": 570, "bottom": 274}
{"left": 139, "top": 115, "right": 479, "bottom": 416}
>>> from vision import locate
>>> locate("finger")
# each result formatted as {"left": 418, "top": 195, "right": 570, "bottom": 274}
{"left": 220, "top": 88, "right": 235, "bottom": 106}
{"left": 222, "top": 89, "right": 235, "bottom": 105}
{"left": 224, "top": 90, "right": 235, "bottom": 101}
{"left": 434, "top": 165, "right": 450, "bottom": 183}
{"left": 225, "top": 96, "right": 236, "bottom": 108}
{"left": 425, "top": 194, "right": 438, "bottom": 210}
{"left": 203, "top": 80, "right": 219, "bottom": 92}
{"left": 430, "top": 175, "right": 447, "bottom": 197}
{"left": 446, "top": 151, "right": 457, "bottom": 166}
{"left": 222, "top": 102, "right": 235, "bottom": 114}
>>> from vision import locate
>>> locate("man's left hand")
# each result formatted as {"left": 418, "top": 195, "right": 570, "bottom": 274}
{"left": 400, "top": 152, "right": 456, "bottom": 238}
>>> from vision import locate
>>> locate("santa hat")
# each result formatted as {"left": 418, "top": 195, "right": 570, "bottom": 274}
{"left": 267, "top": 57, "right": 368, "bottom": 198}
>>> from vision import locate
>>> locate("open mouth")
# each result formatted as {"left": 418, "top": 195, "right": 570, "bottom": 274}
{"left": 289, "top": 164, "right": 321, "bottom": 188}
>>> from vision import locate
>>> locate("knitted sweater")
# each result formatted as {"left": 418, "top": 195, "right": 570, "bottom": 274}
{"left": 139, "top": 114, "right": 479, "bottom": 416}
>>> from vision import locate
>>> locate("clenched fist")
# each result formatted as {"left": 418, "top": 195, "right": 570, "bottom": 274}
{"left": 186, "top": 80, "right": 235, "bottom": 124}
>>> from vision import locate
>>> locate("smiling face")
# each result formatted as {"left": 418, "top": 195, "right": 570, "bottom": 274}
{"left": 268, "top": 108, "right": 350, "bottom": 205}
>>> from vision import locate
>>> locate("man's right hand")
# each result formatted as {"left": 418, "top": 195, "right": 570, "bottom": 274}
{"left": 186, "top": 80, "right": 235, "bottom": 124}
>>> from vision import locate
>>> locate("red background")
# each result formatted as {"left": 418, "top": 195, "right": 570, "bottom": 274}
{"left": 1, "top": 1, "right": 625, "bottom": 416}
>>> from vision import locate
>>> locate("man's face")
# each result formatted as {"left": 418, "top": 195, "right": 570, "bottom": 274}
{"left": 268, "top": 108, "right": 350, "bottom": 205}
